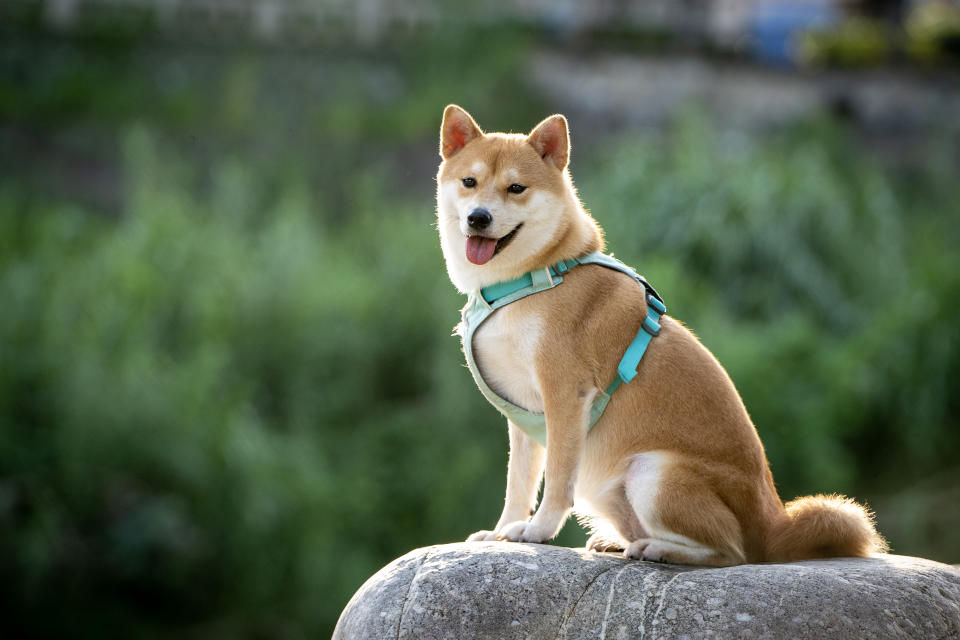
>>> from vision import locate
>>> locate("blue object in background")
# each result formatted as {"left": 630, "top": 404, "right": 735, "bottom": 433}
{"left": 751, "top": 0, "right": 838, "bottom": 65}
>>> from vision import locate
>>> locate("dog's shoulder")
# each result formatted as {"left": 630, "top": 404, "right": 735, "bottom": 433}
{"left": 543, "top": 263, "right": 649, "bottom": 325}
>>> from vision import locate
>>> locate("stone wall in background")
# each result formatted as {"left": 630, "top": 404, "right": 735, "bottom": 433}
{"left": 529, "top": 51, "right": 960, "bottom": 136}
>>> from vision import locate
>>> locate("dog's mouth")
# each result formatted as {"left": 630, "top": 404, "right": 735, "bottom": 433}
{"left": 465, "top": 224, "right": 523, "bottom": 266}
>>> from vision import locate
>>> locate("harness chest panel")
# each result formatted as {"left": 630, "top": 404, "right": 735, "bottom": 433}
{"left": 458, "top": 251, "right": 665, "bottom": 447}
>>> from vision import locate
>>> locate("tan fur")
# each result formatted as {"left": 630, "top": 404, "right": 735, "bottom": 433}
{"left": 436, "top": 105, "right": 888, "bottom": 565}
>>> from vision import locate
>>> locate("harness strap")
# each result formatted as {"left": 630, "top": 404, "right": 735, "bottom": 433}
{"left": 463, "top": 252, "right": 666, "bottom": 446}
{"left": 481, "top": 258, "right": 581, "bottom": 305}
{"left": 606, "top": 293, "right": 666, "bottom": 396}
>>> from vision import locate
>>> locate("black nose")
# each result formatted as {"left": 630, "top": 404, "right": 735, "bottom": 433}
{"left": 467, "top": 208, "right": 492, "bottom": 230}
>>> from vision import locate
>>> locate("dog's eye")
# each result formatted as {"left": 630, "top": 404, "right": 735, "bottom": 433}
{"left": 462, "top": 177, "right": 477, "bottom": 188}
{"left": 507, "top": 183, "right": 527, "bottom": 194}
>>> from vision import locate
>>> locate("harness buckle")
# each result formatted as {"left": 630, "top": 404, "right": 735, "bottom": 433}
{"left": 646, "top": 294, "right": 666, "bottom": 315}
{"left": 529, "top": 267, "right": 557, "bottom": 290}
{"left": 641, "top": 315, "right": 661, "bottom": 337}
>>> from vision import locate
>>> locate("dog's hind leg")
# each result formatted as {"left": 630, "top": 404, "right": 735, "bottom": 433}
{"left": 584, "top": 519, "right": 629, "bottom": 553}
{"left": 623, "top": 451, "right": 745, "bottom": 567}
{"left": 578, "top": 488, "right": 643, "bottom": 553}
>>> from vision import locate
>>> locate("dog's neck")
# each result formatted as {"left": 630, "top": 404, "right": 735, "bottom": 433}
{"left": 522, "top": 198, "right": 604, "bottom": 274}
{"left": 501, "top": 176, "right": 604, "bottom": 280}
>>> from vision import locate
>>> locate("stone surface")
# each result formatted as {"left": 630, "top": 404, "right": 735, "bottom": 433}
{"left": 334, "top": 542, "right": 960, "bottom": 640}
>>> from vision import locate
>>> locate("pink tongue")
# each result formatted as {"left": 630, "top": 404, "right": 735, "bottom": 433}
{"left": 466, "top": 236, "right": 498, "bottom": 265}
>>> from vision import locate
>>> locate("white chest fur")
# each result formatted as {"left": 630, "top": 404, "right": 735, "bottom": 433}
{"left": 471, "top": 305, "right": 545, "bottom": 413}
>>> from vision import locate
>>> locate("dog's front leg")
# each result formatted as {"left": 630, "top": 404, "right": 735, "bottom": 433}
{"left": 498, "top": 386, "right": 593, "bottom": 543}
{"left": 467, "top": 421, "right": 545, "bottom": 542}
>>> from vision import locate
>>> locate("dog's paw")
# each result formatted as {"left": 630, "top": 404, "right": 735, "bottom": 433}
{"left": 466, "top": 530, "right": 500, "bottom": 542}
{"left": 624, "top": 538, "right": 667, "bottom": 562}
{"left": 496, "top": 520, "right": 529, "bottom": 541}
{"left": 497, "top": 519, "right": 552, "bottom": 543}
{"left": 625, "top": 538, "right": 650, "bottom": 560}
{"left": 586, "top": 532, "right": 625, "bottom": 553}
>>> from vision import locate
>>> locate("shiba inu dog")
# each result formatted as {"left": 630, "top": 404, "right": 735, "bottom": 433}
{"left": 436, "top": 105, "right": 887, "bottom": 566}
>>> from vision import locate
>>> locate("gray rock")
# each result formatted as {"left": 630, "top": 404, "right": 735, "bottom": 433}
{"left": 334, "top": 542, "right": 960, "bottom": 640}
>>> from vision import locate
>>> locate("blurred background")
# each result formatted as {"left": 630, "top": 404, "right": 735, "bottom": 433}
{"left": 1, "top": 0, "right": 959, "bottom": 637}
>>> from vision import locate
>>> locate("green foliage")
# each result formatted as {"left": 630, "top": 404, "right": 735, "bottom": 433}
{"left": 907, "top": 2, "right": 960, "bottom": 64}
{"left": 2, "top": 116, "right": 958, "bottom": 638}
{"left": 0, "top": 128, "right": 499, "bottom": 639}
{"left": 799, "top": 18, "right": 892, "bottom": 67}
{"left": 1, "top": 26, "right": 958, "bottom": 638}
{"left": 800, "top": 5, "right": 960, "bottom": 68}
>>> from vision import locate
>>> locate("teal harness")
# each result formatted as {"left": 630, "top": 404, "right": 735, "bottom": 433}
{"left": 458, "top": 251, "right": 665, "bottom": 446}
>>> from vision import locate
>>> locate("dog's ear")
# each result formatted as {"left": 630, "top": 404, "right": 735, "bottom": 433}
{"left": 527, "top": 114, "right": 569, "bottom": 170}
{"left": 440, "top": 105, "right": 483, "bottom": 159}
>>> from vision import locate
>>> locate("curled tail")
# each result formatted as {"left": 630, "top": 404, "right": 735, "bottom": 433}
{"left": 766, "top": 493, "right": 888, "bottom": 562}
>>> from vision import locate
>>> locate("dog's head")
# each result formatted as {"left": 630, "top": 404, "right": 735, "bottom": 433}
{"left": 436, "top": 105, "right": 599, "bottom": 293}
